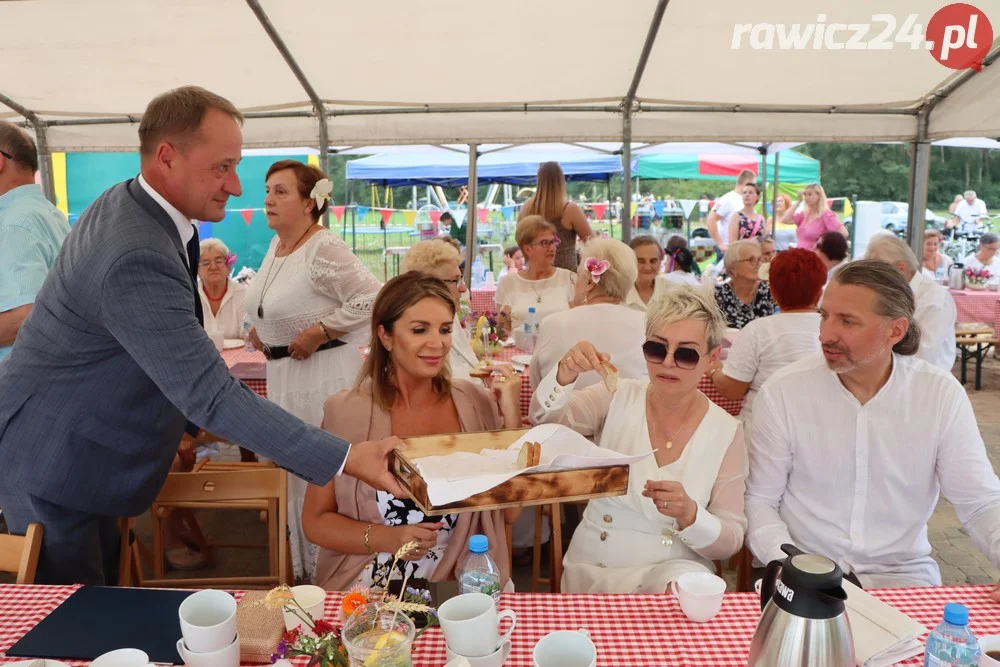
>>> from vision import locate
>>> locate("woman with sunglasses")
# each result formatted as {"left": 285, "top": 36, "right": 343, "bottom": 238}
{"left": 495, "top": 215, "right": 576, "bottom": 334}
{"left": 401, "top": 240, "right": 478, "bottom": 381}
{"left": 530, "top": 285, "right": 748, "bottom": 593}
{"left": 713, "top": 239, "right": 775, "bottom": 329}
{"left": 708, "top": 249, "right": 825, "bottom": 441}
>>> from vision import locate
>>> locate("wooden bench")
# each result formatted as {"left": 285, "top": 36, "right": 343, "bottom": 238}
{"left": 956, "top": 323, "right": 997, "bottom": 390}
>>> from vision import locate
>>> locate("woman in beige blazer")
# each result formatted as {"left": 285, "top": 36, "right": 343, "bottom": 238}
{"left": 303, "top": 273, "right": 522, "bottom": 592}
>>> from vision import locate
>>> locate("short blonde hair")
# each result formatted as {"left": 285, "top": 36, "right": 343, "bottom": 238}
{"left": 723, "top": 239, "right": 761, "bottom": 273}
{"left": 646, "top": 284, "right": 727, "bottom": 349}
{"left": 515, "top": 215, "right": 557, "bottom": 250}
{"left": 579, "top": 237, "right": 638, "bottom": 301}
{"left": 200, "top": 238, "right": 231, "bottom": 259}
{"left": 924, "top": 229, "right": 944, "bottom": 241}
{"left": 401, "top": 239, "right": 461, "bottom": 274}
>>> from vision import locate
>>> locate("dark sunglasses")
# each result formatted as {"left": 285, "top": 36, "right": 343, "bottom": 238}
{"left": 642, "top": 340, "right": 701, "bottom": 369}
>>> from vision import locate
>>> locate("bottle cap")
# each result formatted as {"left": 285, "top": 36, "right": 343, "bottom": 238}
{"left": 528, "top": 307, "right": 536, "bottom": 313}
{"left": 943, "top": 602, "right": 969, "bottom": 626}
{"left": 469, "top": 534, "right": 489, "bottom": 554}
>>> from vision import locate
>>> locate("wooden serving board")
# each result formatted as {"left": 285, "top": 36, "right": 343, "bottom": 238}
{"left": 391, "top": 429, "right": 631, "bottom": 515}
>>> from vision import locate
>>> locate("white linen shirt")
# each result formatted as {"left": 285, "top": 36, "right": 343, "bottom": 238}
{"left": 963, "top": 252, "right": 1000, "bottom": 275}
{"left": 745, "top": 352, "right": 1000, "bottom": 587}
{"left": 953, "top": 198, "right": 988, "bottom": 229}
{"left": 198, "top": 278, "right": 247, "bottom": 339}
{"left": 909, "top": 271, "right": 957, "bottom": 372}
{"left": 712, "top": 191, "right": 744, "bottom": 243}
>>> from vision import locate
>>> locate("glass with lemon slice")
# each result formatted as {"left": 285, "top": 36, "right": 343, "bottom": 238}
{"left": 341, "top": 603, "right": 415, "bottom": 667}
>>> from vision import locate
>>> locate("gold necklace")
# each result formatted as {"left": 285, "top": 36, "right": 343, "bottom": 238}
{"left": 647, "top": 391, "right": 695, "bottom": 451}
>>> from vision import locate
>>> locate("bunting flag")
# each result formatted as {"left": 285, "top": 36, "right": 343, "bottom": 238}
{"left": 198, "top": 221, "right": 213, "bottom": 240}
{"left": 428, "top": 210, "right": 443, "bottom": 224}
{"left": 240, "top": 209, "right": 254, "bottom": 226}
{"left": 477, "top": 208, "right": 489, "bottom": 224}
{"left": 331, "top": 206, "right": 345, "bottom": 222}
{"left": 403, "top": 210, "right": 418, "bottom": 226}
{"left": 590, "top": 203, "right": 607, "bottom": 220}
{"left": 501, "top": 205, "right": 516, "bottom": 221}
{"left": 356, "top": 205, "right": 370, "bottom": 219}
{"left": 380, "top": 208, "right": 394, "bottom": 225}
{"left": 653, "top": 201, "right": 665, "bottom": 218}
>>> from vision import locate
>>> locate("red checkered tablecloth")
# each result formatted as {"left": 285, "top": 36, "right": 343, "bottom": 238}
{"left": 470, "top": 287, "right": 497, "bottom": 313}
{"left": 1, "top": 585, "right": 997, "bottom": 666}
{"left": 950, "top": 289, "right": 1000, "bottom": 337}
{"left": 223, "top": 348, "right": 268, "bottom": 397}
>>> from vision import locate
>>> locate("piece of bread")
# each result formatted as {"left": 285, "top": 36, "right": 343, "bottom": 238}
{"left": 602, "top": 360, "right": 619, "bottom": 395}
{"left": 530, "top": 442, "right": 541, "bottom": 467}
{"left": 516, "top": 442, "right": 532, "bottom": 469}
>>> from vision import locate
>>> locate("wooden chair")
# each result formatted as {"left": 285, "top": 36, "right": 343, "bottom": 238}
{"left": 531, "top": 503, "right": 564, "bottom": 593}
{"left": 0, "top": 523, "right": 43, "bottom": 584}
{"left": 132, "top": 461, "right": 289, "bottom": 589}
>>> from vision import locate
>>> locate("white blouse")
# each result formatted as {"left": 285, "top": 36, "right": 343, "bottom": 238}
{"left": 529, "top": 303, "right": 647, "bottom": 392}
{"left": 494, "top": 268, "right": 575, "bottom": 332}
{"left": 530, "top": 368, "right": 748, "bottom": 593}
{"left": 245, "top": 230, "right": 382, "bottom": 347}
{"left": 198, "top": 278, "right": 247, "bottom": 339}
{"left": 449, "top": 315, "right": 480, "bottom": 381}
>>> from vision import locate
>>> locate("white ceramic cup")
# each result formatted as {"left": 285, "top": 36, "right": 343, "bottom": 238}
{"left": 438, "top": 592, "right": 516, "bottom": 658}
{"left": 533, "top": 628, "right": 596, "bottom": 667}
{"left": 283, "top": 584, "right": 326, "bottom": 636}
{"left": 980, "top": 635, "right": 1000, "bottom": 666}
{"left": 670, "top": 571, "right": 726, "bottom": 623}
{"left": 177, "top": 633, "right": 241, "bottom": 667}
{"left": 446, "top": 639, "right": 512, "bottom": 667}
{"left": 90, "top": 648, "right": 154, "bottom": 667}
{"left": 178, "top": 589, "right": 238, "bottom": 653}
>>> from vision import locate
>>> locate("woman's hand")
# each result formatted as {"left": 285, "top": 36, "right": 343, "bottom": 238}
{"left": 556, "top": 341, "right": 609, "bottom": 386}
{"left": 392, "top": 522, "right": 443, "bottom": 560}
{"left": 247, "top": 327, "right": 263, "bottom": 351}
{"left": 288, "top": 324, "right": 327, "bottom": 360}
{"left": 989, "top": 580, "right": 1000, "bottom": 603}
{"left": 642, "top": 480, "right": 698, "bottom": 530}
{"left": 489, "top": 364, "right": 523, "bottom": 428}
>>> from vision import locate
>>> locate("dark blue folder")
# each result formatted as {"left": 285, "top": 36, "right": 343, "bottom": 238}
{"left": 6, "top": 586, "right": 198, "bottom": 664}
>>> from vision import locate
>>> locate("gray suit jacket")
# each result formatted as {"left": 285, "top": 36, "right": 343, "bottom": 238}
{"left": 0, "top": 178, "right": 351, "bottom": 516}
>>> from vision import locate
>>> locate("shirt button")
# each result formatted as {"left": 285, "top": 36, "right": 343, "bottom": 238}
{"left": 600, "top": 531, "right": 608, "bottom": 541}
{"left": 603, "top": 514, "right": 613, "bottom": 524}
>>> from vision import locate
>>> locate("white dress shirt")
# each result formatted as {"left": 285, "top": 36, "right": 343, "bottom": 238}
{"left": 449, "top": 315, "right": 480, "bottom": 381}
{"left": 963, "top": 252, "right": 1000, "bottom": 275}
{"left": 198, "top": 278, "right": 247, "bottom": 339}
{"left": 953, "top": 198, "right": 988, "bottom": 229}
{"left": 529, "top": 303, "right": 648, "bottom": 392}
{"left": 138, "top": 174, "right": 194, "bottom": 259}
{"left": 909, "top": 271, "right": 957, "bottom": 372}
{"left": 712, "top": 191, "right": 744, "bottom": 243}
{"left": 745, "top": 352, "right": 1000, "bottom": 587}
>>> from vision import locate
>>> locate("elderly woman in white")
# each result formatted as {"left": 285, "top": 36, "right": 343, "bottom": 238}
{"left": 401, "top": 240, "right": 479, "bottom": 380}
{"left": 197, "top": 238, "right": 247, "bottom": 339}
{"left": 530, "top": 286, "right": 748, "bottom": 593}
{"left": 530, "top": 237, "right": 647, "bottom": 392}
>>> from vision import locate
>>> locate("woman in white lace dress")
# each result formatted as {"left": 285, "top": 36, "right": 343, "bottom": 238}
{"left": 246, "top": 160, "right": 382, "bottom": 582}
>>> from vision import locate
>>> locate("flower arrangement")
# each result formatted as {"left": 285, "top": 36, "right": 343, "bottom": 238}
{"left": 464, "top": 312, "right": 504, "bottom": 358}
{"left": 262, "top": 542, "right": 437, "bottom": 667}
{"left": 965, "top": 267, "right": 991, "bottom": 289}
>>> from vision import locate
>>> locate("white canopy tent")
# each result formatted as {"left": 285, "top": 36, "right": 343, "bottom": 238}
{"left": 3, "top": 0, "right": 999, "bottom": 261}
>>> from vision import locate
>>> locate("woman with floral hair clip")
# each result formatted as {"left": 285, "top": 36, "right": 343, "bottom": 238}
{"left": 245, "top": 159, "right": 383, "bottom": 582}
{"left": 197, "top": 237, "right": 247, "bottom": 339}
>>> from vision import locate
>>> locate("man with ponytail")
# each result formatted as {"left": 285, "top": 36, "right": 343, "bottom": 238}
{"left": 746, "top": 259, "right": 1000, "bottom": 597}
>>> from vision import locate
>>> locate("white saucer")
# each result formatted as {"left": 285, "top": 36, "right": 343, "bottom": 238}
{"left": 223, "top": 339, "right": 244, "bottom": 349}
{"left": 7, "top": 661, "right": 71, "bottom": 666}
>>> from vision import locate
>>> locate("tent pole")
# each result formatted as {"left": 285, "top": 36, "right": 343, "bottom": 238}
{"left": 758, "top": 145, "right": 768, "bottom": 234}
{"left": 622, "top": 113, "right": 633, "bottom": 244}
{"left": 464, "top": 144, "right": 480, "bottom": 286}
{"left": 0, "top": 91, "right": 55, "bottom": 205}
{"left": 771, "top": 152, "right": 780, "bottom": 240}
{"left": 906, "top": 109, "right": 931, "bottom": 257}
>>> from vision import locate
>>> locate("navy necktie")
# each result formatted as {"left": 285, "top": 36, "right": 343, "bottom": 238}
{"left": 186, "top": 227, "right": 204, "bottom": 326}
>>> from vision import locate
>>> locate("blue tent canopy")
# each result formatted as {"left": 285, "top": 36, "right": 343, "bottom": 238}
{"left": 346, "top": 148, "right": 623, "bottom": 187}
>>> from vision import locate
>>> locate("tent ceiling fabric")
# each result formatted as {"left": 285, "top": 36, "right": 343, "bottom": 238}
{"left": 1, "top": 0, "right": 999, "bottom": 150}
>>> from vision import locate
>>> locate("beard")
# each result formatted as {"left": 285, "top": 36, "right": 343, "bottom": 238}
{"left": 823, "top": 341, "right": 888, "bottom": 374}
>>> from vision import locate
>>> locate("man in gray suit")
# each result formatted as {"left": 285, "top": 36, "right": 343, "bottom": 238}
{"left": 0, "top": 86, "right": 406, "bottom": 585}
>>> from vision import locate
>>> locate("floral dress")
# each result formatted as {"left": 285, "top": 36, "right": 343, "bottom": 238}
{"left": 736, "top": 212, "right": 766, "bottom": 240}
{"left": 714, "top": 281, "right": 775, "bottom": 329}
{"left": 362, "top": 493, "right": 459, "bottom": 589}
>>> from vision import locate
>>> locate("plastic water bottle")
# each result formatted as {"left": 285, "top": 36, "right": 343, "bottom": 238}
{"left": 924, "top": 603, "right": 981, "bottom": 666}
{"left": 242, "top": 317, "right": 255, "bottom": 352}
{"left": 522, "top": 307, "right": 539, "bottom": 353}
{"left": 471, "top": 256, "right": 487, "bottom": 289}
{"left": 457, "top": 534, "right": 501, "bottom": 605}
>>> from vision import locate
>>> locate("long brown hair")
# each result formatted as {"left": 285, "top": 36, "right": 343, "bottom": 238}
{"left": 521, "top": 162, "right": 568, "bottom": 221}
{"left": 355, "top": 273, "right": 457, "bottom": 410}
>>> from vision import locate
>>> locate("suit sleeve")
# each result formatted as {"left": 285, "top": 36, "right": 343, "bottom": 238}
{"left": 101, "top": 247, "right": 350, "bottom": 485}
